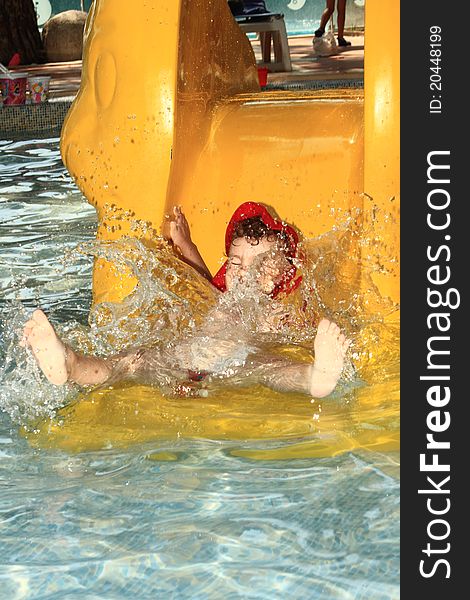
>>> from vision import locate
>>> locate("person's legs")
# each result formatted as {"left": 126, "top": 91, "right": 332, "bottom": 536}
{"left": 336, "top": 0, "right": 351, "bottom": 45}
{"left": 23, "top": 311, "right": 349, "bottom": 397}
{"left": 22, "top": 309, "right": 112, "bottom": 386}
{"left": 315, "top": 0, "right": 336, "bottom": 37}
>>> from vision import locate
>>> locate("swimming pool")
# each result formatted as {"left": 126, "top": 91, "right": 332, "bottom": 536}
{"left": 0, "top": 137, "right": 399, "bottom": 599}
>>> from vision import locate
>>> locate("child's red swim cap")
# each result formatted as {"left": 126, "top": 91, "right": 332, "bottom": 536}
{"left": 211, "top": 202, "right": 302, "bottom": 297}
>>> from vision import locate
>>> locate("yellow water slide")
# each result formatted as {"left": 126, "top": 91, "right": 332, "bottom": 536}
{"left": 60, "top": 0, "right": 399, "bottom": 306}
{"left": 30, "top": 0, "right": 399, "bottom": 455}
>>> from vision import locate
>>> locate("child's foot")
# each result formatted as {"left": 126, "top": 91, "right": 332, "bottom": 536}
{"left": 21, "top": 309, "right": 69, "bottom": 385}
{"left": 337, "top": 37, "right": 351, "bottom": 47}
{"left": 314, "top": 28, "right": 325, "bottom": 38}
{"left": 309, "top": 319, "right": 350, "bottom": 398}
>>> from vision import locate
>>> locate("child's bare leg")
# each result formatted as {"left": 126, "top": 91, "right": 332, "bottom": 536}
{"left": 260, "top": 319, "right": 350, "bottom": 398}
{"left": 22, "top": 309, "right": 111, "bottom": 386}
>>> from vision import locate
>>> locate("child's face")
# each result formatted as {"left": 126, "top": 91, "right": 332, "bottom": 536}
{"left": 225, "top": 236, "right": 291, "bottom": 294}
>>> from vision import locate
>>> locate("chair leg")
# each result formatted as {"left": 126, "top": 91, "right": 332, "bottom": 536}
{"left": 273, "top": 30, "right": 282, "bottom": 64}
{"left": 260, "top": 31, "right": 272, "bottom": 63}
{"left": 278, "top": 20, "right": 292, "bottom": 71}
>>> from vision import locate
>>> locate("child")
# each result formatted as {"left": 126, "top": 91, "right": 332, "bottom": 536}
{"left": 21, "top": 203, "right": 350, "bottom": 398}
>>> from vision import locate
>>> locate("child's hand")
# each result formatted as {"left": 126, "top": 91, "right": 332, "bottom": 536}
{"left": 170, "top": 206, "right": 192, "bottom": 252}
{"left": 168, "top": 206, "right": 212, "bottom": 280}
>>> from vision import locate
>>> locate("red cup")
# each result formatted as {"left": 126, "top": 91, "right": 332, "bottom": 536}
{"left": 257, "top": 67, "right": 268, "bottom": 88}
{"left": 0, "top": 73, "right": 28, "bottom": 105}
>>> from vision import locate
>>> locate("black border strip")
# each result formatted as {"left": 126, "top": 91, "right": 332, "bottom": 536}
{"left": 401, "top": 0, "right": 466, "bottom": 595}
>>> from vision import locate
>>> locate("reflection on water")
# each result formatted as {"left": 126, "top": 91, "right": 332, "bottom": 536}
{"left": 0, "top": 137, "right": 399, "bottom": 599}
{"left": 0, "top": 137, "right": 96, "bottom": 422}
{"left": 0, "top": 137, "right": 96, "bottom": 317}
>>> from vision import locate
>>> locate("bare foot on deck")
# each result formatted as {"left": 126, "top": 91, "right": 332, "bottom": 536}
{"left": 21, "top": 309, "right": 69, "bottom": 385}
{"left": 309, "top": 318, "right": 350, "bottom": 398}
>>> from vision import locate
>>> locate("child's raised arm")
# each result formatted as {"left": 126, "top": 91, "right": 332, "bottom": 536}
{"left": 169, "top": 206, "right": 212, "bottom": 280}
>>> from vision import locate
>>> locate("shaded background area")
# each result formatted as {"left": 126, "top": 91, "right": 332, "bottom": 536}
{"left": 35, "top": 0, "right": 364, "bottom": 33}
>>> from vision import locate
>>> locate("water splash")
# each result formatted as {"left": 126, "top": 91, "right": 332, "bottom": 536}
{"left": 0, "top": 203, "right": 399, "bottom": 425}
{"left": 0, "top": 303, "right": 72, "bottom": 422}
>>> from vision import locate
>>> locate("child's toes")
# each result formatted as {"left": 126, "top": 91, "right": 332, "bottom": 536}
{"left": 317, "top": 318, "right": 331, "bottom": 334}
{"left": 329, "top": 322, "right": 340, "bottom": 336}
{"left": 32, "top": 309, "right": 48, "bottom": 325}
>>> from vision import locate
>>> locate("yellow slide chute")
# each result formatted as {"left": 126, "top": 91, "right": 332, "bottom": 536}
{"left": 27, "top": 0, "right": 400, "bottom": 456}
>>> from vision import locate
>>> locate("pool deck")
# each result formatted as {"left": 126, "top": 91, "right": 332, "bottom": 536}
{"left": 0, "top": 33, "right": 364, "bottom": 134}
{"left": 254, "top": 33, "right": 364, "bottom": 84}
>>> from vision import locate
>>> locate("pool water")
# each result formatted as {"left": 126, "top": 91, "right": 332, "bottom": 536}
{"left": 0, "top": 137, "right": 399, "bottom": 599}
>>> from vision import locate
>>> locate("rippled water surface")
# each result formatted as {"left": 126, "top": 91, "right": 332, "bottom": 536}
{"left": 0, "top": 138, "right": 399, "bottom": 599}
